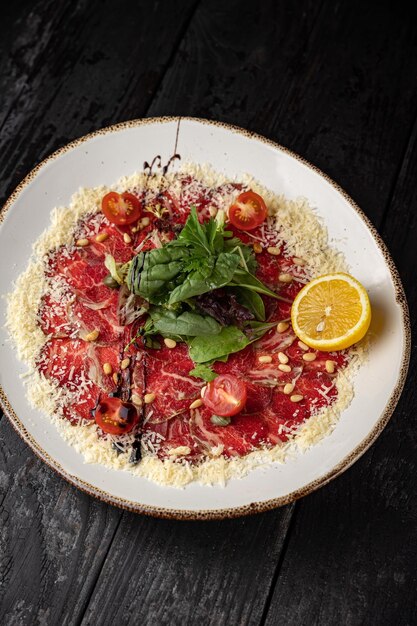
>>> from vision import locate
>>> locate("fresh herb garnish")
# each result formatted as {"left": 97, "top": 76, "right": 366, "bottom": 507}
{"left": 189, "top": 363, "right": 218, "bottom": 382}
{"left": 189, "top": 326, "right": 249, "bottom": 363}
{"left": 112, "top": 206, "right": 291, "bottom": 378}
{"left": 149, "top": 306, "right": 222, "bottom": 337}
{"left": 126, "top": 207, "right": 287, "bottom": 308}
{"left": 188, "top": 320, "right": 279, "bottom": 364}
{"left": 210, "top": 415, "right": 231, "bottom": 426}
{"left": 104, "top": 254, "right": 129, "bottom": 286}
{"left": 233, "top": 287, "right": 265, "bottom": 321}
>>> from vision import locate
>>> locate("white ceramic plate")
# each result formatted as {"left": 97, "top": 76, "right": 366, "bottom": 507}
{"left": 0, "top": 117, "right": 410, "bottom": 519}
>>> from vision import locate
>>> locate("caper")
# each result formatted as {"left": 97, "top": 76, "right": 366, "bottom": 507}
{"left": 103, "top": 274, "right": 119, "bottom": 289}
{"left": 210, "top": 415, "right": 231, "bottom": 427}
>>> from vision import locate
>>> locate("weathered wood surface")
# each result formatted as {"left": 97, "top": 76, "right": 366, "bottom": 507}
{"left": 0, "top": 1, "right": 416, "bottom": 624}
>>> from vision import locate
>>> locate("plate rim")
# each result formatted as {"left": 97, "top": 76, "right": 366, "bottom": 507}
{"left": 0, "top": 115, "right": 411, "bottom": 520}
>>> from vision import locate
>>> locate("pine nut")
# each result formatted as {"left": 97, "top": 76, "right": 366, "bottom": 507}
{"left": 76, "top": 238, "right": 89, "bottom": 247}
{"left": 277, "top": 321, "right": 289, "bottom": 333}
{"left": 279, "top": 273, "right": 293, "bottom": 283}
{"left": 293, "top": 257, "right": 305, "bottom": 266}
{"left": 85, "top": 329, "right": 99, "bottom": 342}
{"left": 283, "top": 383, "right": 294, "bottom": 395}
{"left": 278, "top": 364, "right": 292, "bottom": 372}
{"left": 103, "top": 362, "right": 112, "bottom": 375}
{"left": 95, "top": 232, "right": 109, "bottom": 243}
{"left": 164, "top": 338, "right": 177, "bottom": 349}
{"left": 278, "top": 352, "right": 289, "bottom": 364}
{"left": 189, "top": 398, "right": 203, "bottom": 409}
{"left": 123, "top": 233, "right": 132, "bottom": 244}
{"left": 325, "top": 360, "right": 336, "bottom": 374}
{"left": 253, "top": 242, "right": 263, "bottom": 254}
{"left": 298, "top": 341, "right": 309, "bottom": 351}
{"left": 209, "top": 206, "right": 218, "bottom": 217}
{"left": 259, "top": 355, "right": 272, "bottom": 364}
{"left": 141, "top": 217, "right": 150, "bottom": 227}
{"left": 131, "top": 393, "right": 143, "bottom": 406}
{"left": 144, "top": 393, "right": 155, "bottom": 404}
{"left": 290, "top": 394, "right": 304, "bottom": 403}
{"left": 303, "top": 353, "right": 317, "bottom": 362}
{"left": 267, "top": 246, "right": 281, "bottom": 256}
{"left": 112, "top": 372, "right": 119, "bottom": 385}
{"left": 121, "top": 357, "right": 130, "bottom": 370}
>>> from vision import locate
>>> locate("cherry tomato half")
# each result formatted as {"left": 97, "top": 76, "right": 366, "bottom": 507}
{"left": 229, "top": 190, "right": 267, "bottom": 231}
{"left": 101, "top": 192, "right": 142, "bottom": 225}
{"left": 201, "top": 374, "right": 247, "bottom": 417}
{"left": 94, "top": 395, "right": 139, "bottom": 435}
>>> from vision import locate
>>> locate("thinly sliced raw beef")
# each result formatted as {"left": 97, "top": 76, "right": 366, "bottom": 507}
{"left": 213, "top": 345, "right": 256, "bottom": 377}
{"left": 38, "top": 293, "right": 76, "bottom": 338}
{"left": 37, "top": 338, "right": 100, "bottom": 423}
{"left": 71, "top": 298, "right": 124, "bottom": 345}
{"left": 144, "top": 413, "right": 203, "bottom": 460}
{"left": 144, "top": 344, "right": 204, "bottom": 424}
{"left": 190, "top": 407, "right": 269, "bottom": 457}
{"left": 36, "top": 175, "right": 350, "bottom": 466}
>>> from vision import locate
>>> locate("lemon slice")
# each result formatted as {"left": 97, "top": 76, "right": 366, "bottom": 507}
{"left": 291, "top": 273, "right": 371, "bottom": 351}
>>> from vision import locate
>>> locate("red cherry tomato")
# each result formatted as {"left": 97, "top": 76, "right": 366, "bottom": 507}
{"left": 202, "top": 374, "right": 247, "bottom": 417}
{"left": 101, "top": 192, "right": 142, "bottom": 225}
{"left": 94, "top": 395, "right": 139, "bottom": 435}
{"left": 229, "top": 190, "right": 267, "bottom": 231}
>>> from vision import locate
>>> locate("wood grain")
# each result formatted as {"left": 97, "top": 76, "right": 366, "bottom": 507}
{"left": 0, "top": 418, "right": 122, "bottom": 625}
{"left": 149, "top": 0, "right": 417, "bottom": 226}
{"left": 0, "top": 0, "right": 198, "bottom": 204}
{"left": 0, "top": 0, "right": 416, "bottom": 624}
{"left": 80, "top": 506, "right": 294, "bottom": 626}
{"left": 0, "top": 0, "right": 76, "bottom": 130}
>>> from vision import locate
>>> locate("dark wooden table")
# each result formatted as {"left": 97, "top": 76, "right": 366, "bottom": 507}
{"left": 1, "top": 1, "right": 416, "bottom": 624}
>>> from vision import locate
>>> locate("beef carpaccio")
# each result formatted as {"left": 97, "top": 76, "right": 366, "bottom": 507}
{"left": 8, "top": 165, "right": 359, "bottom": 487}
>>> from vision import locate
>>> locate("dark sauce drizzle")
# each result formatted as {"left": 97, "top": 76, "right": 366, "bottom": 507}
{"left": 93, "top": 119, "right": 183, "bottom": 463}
{"left": 143, "top": 118, "right": 182, "bottom": 202}
{"left": 130, "top": 119, "right": 182, "bottom": 462}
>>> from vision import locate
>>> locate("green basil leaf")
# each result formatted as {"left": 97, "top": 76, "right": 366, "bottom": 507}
{"left": 189, "top": 363, "right": 218, "bottom": 382}
{"left": 231, "top": 268, "right": 292, "bottom": 302}
{"left": 168, "top": 252, "right": 240, "bottom": 304}
{"left": 233, "top": 287, "right": 266, "bottom": 321}
{"left": 189, "top": 325, "right": 250, "bottom": 363}
{"left": 223, "top": 238, "right": 257, "bottom": 273}
{"left": 208, "top": 252, "right": 241, "bottom": 288}
{"left": 246, "top": 320, "right": 281, "bottom": 341}
{"left": 177, "top": 206, "right": 211, "bottom": 253}
{"left": 206, "top": 218, "right": 225, "bottom": 253}
{"left": 129, "top": 247, "right": 187, "bottom": 303}
{"left": 167, "top": 267, "right": 212, "bottom": 304}
{"left": 150, "top": 307, "right": 221, "bottom": 337}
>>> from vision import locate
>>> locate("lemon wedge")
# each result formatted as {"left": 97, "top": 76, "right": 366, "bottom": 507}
{"left": 291, "top": 273, "right": 371, "bottom": 351}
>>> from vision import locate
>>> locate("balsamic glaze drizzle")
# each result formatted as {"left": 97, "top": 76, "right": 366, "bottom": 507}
{"left": 113, "top": 119, "right": 182, "bottom": 461}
